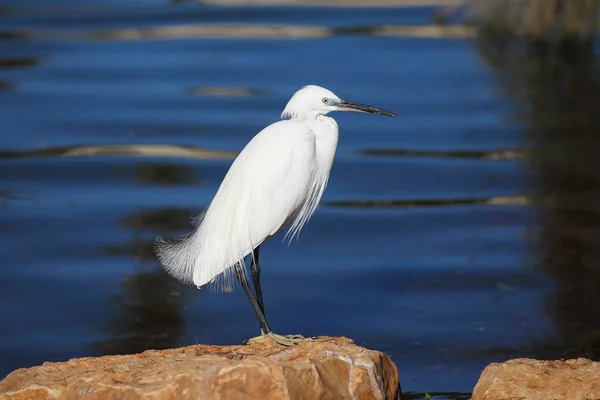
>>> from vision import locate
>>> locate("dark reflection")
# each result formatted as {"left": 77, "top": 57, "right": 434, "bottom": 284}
{"left": 0, "top": 80, "right": 13, "bottom": 91}
{"left": 474, "top": 4, "right": 600, "bottom": 358}
{"left": 0, "top": 57, "right": 36, "bottom": 69}
{"left": 97, "top": 206, "right": 200, "bottom": 356}
{"left": 0, "top": 147, "right": 72, "bottom": 159}
{"left": 362, "top": 148, "right": 524, "bottom": 160}
{"left": 0, "top": 188, "right": 21, "bottom": 203}
{"left": 0, "top": 31, "right": 27, "bottom": 41}
{"left": 97, "top": 270, "right": 186, "bottom": 356}
{"left": 108, "top": 207, "right": 196, "bottom": 261}
{"left": 121, "top": 207, "right": 196, "bottom": 232}
{"left": 96, "top": 161, "right": 206, "bottom": 355}
{"left": 333, "top": 25, "right": 378, "bottom": 36}
{"left": 133, "top": 163, "right": 197, "bottom": 186}
{"left": 348, "top": 268, "right": 542, "bottom": 297}
{"left": 324, "top": 195, "right": 526, "bottom": 209}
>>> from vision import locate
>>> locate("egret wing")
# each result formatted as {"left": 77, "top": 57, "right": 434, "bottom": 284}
{"left": 156, "top": 120, "right": 317, "bottom": 290}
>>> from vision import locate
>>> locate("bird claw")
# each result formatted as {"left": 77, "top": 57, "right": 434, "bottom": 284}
{"left": 281, "top": 334, "right": 309, "bottom": 341}
{"left": 243, "top": 331, "right": 312, "bottom": 346}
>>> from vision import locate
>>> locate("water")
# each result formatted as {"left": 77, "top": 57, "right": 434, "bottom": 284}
{"left": 2, "top": 1, "right": 600, "bottom": 398}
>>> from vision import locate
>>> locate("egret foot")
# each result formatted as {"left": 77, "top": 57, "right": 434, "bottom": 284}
{"left": 260, "top": 329, "right": 311, "bottom": 341}
{"left": 245, "top": 331, "right": 311, "bottom": 346}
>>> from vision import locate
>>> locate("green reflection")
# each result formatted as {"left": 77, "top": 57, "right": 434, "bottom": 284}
{"left": 473, "top": 1, "right": 600, "bottom": 359}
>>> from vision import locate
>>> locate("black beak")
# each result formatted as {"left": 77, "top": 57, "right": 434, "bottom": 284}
{"left": 337, "top": 99, "right": 397, "bottom": 117}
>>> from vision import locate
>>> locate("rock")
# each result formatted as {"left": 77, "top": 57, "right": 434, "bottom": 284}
{"left": 472, "top": 357, "right": 600, "bottom": 400}
{"left": 0, "top": 336, "right": 399, "bottom": 400}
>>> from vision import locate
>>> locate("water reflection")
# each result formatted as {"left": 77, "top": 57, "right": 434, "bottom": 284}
{"left": 100, "top": 209, "right": 192, "bottom": 355}
{"left": 0, "top": 80, "right": 13, "bottom": 91}
{"left": 200, "top": 0, "right": 464, "bottom": 7}
{"left": 112, "top": 207, "right": 197, "bottom": 262}
{"left": 362, "top": 148, "right": 525, "bottom": 160}
{"left": 96, "top": 270, "right": 185, "bottom": 356}
{"left": 0, "top": 189, "right": 17, "bottom": 203}
{"left": 477, "top": 30, "right": 600, "bottom": 358}
{"left": 0, "top": 144, "right": 237, "bottom": 160}
{"left": 88, "top": 24, "right": 332, "bottom": 41}
{"left": 188, "top": 86, "right": 266, "bottom": 97}
{"left": 30, "top": 24, "right": 476, "bottom": 42}
{"left": 327, "top": 23, "right": 475, "bottom": 38}
{"left": 0, "top": 31, "right": 27, "bottom": 40}
{"left": 133, "top": 163, "right": 198, "bottom": 186}
{"left": 0, "top": 57, "right": 36, "bottom": 69}
{"left": 324, "top": 195, "right": 528, "bottom": 208}
{"left": 374, "top": 24, "right": 474, "bottom": 38}
{"left": 98, "top": 193, "right": 202, "bottom": 355}
{"left": 402, "top": 392, "right": 470, "bottom": 400}
{"left": 0, "top": 20, "right": 476, "bottom": 43}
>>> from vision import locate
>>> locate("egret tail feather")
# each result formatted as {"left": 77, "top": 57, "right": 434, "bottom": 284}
{"left": 155, "top": 233, "right": 198, "bottom": 286}
{"left": 154, "top": 228, "right": 249, "bottom": 292}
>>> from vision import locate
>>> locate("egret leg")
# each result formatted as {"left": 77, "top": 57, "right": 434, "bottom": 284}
{"left": 250, "top": 246, "right": 265, "bottom": 315}
{"left": 238, "top": 255, "right": 310, "bottom": 347}
{"left": 234, "top": 262, "right": 272, "bottom": 335}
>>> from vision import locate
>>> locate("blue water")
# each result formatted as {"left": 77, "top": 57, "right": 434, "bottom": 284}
{"left": 3, "top": 1, "right": 597, "bottom": 397}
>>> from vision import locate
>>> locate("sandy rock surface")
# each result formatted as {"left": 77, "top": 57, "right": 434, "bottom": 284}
{"left": 0, "top": 336, "right": 399, "bottom": 400}
{"left": 472, "top": 357, "right": 600, "bottom": 400}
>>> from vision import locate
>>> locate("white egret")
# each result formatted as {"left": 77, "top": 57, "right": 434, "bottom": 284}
{"left": 155, "top": 85, "right": 397, "bottom": 346}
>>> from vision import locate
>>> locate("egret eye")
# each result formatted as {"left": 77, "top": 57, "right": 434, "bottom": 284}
{"left": 322, "top": 98, "right": 329, "bottom": 104}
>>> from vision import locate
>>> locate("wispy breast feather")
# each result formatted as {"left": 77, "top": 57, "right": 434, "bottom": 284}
{"left": 284, "top": 163, "right": 329, "bottom": 243}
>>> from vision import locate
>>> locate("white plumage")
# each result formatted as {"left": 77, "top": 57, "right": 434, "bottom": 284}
{"left": 156, "top": 85, "right": 340, "bottom": 290}
{"left": 155, "top": 84, "right": 396, "bottom": 345}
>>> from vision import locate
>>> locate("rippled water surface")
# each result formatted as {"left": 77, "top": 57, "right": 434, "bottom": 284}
{"left": 2, "top": 1, "right": 600, "bottom": 397}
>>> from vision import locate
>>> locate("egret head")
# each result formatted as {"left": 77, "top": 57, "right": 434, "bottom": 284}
{"left": 281, "top": 85, "right": 397, "bottom": 120}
